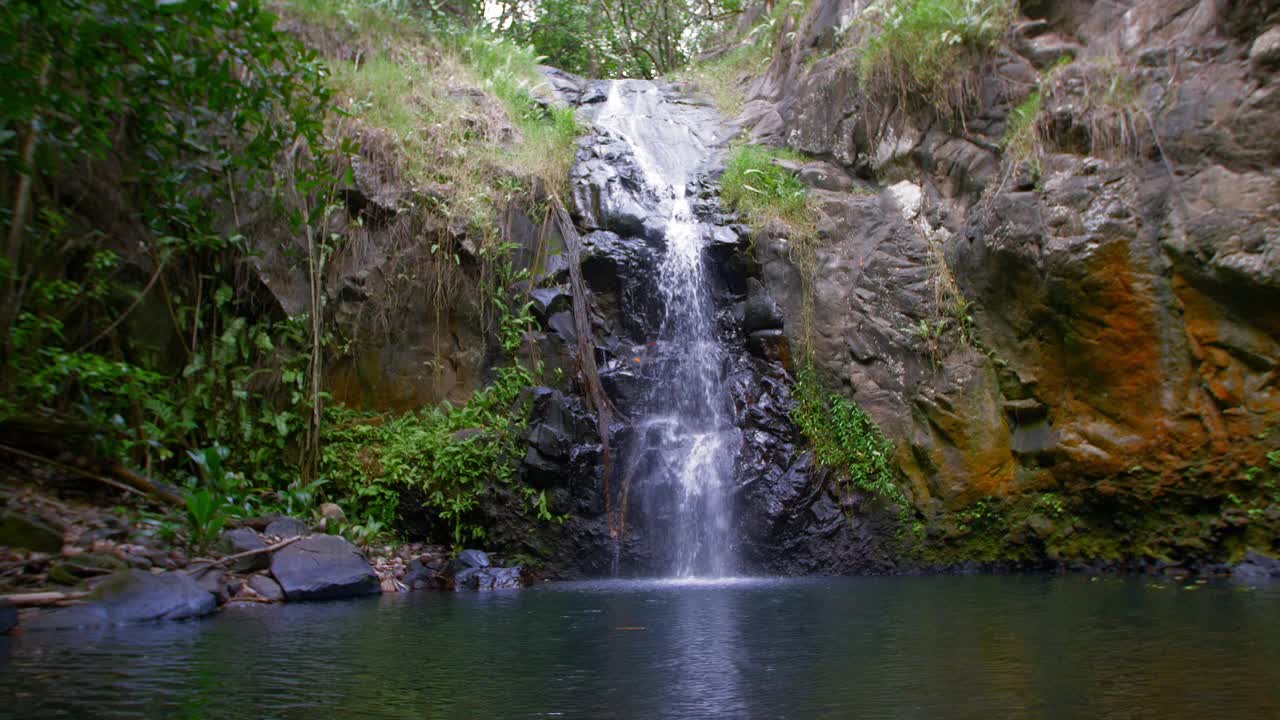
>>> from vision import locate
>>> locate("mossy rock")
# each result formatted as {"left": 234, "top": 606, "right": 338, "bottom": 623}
{"left": 0, "top": 511, "right": 63, "bottom": 553}
{"left": 47, "top": 563, "right": 84, "bottom": 586}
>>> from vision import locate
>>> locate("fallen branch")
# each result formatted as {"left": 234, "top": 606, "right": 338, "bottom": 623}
{"left": 187, "top": 535, "right": 302, "bottom": 575}
{"left": 106, "top": 461, "right": 184, "bottom": 506}
{"left": 0, "top": 444, "right": 155, "bottom": 502}
{"left": 2, "top": 590, "right": 89, "bottom": 608}
{"left": 550, "top": 195, "right": 630, "bottom": 549}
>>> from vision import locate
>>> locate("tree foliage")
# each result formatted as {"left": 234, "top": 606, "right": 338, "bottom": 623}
{"left": 0, "top": 0, "right": 333, "bottom": 485}
{"left": 488, "top": 0, "right": 749, "bottom": 77}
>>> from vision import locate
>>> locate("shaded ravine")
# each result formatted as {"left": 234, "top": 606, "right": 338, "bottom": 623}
{"left": 589, "top": 80, "right": 738, "bottom": 577}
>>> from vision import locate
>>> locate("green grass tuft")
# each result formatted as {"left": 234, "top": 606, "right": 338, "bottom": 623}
{"left": 720, "top": 144, "right": 812, "bottom": 232}
{"left": 858, "top": 0, "right": 1013, "bottom": 119}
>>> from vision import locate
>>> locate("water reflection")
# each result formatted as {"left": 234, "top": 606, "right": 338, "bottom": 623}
{"left": 1, "top": 576, "right": 1277, "bottom": 719}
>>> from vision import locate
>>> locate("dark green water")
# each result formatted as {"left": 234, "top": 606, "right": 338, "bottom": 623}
{"left": 1, "top": 576, "right": 1277, "bottom": 719}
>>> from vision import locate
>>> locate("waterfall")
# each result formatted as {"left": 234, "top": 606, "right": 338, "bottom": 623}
{"left": 592, "top": 81, "right": 738, "bottom": 577}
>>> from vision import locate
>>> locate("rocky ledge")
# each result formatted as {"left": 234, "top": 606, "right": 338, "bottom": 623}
{"left": 6, "top": 521, "right": 529, "bottom": 634}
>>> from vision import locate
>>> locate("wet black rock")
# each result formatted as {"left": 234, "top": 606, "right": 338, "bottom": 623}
{"left": 219, "top": 528, "right": 268, "bottom": 572}
{"left": 455, "top": 565, "right": 524, "bottom": 591}
{"left": 403, "top": 558, "right": 440, "bottom": 590}
{"left": 27, "top": 570, "right": 217, "bottom": 630}
{"left": 453, "top": 548, "right": 491, "bottom": 570}
{"left": 269, "top": 534, "right": 380, "bottom": 601}
{"left": 742, "top": 278, "right": 784, "bottom": 333}
{"left": 530, "top": 286, "right": 572, "bottom": 321}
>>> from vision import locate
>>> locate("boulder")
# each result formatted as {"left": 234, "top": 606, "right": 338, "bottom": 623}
{"left": 320, "top": 503, "right": 347, "bottom": 528}
{"left": 1231, "top": 562, "right": 1275, "bottom": 585}
{"left": 188, "top": 564, "right": 228, "bottom": 605}
{"left": 454, "top": 548, "right": 491, "bottom": 569}
{"left": 263, "top": 517, "right": 310, "bottom": 539}
{"left": 0, "top": 511, "right": 63, "bottom": 552}
{"left": 27, "top": 570, "right": 217, "bottom": 629}
{"left": 1242, "top": 549, "right": 1280, "bottom": 578}
{"left": 247, "top": 573, "right": 285, "bottom": 602}
{"left": 269, "top": 534, "right": 380, "bottom": 601}
{"left": 218, "top": 528, "right": 268, "bottom": 572}
{"left": 402, "top": 558, "right": 439, "bottom": 590}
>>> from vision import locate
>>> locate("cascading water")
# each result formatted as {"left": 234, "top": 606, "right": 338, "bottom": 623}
{"left": 592, "top": 81, "right": 738, "bottom": 577}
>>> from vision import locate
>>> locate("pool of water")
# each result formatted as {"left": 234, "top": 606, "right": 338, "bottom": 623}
{"left": 2, "top": 575, "right": 1277, "bottom": 719}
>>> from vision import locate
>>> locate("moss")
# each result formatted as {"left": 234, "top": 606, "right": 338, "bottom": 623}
{"left": 915, "top": 462, "right": 1280, "bottom": 566}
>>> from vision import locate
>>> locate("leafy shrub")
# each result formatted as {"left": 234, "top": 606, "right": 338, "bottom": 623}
{"left": 322, "top": 363, "right": 541, "bottom": 543}
{"left": 183, "top": 487, "right": 228, "bottom": 553}
{"left": 859, "top": 0, "right": 1013, "bottom": 119}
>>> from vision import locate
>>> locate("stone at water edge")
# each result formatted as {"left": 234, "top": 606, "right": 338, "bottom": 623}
{"left": 218, "top": 528, "right": 268, "bottom": 572}
{"left": 454, "top": 566, "right": 524, "bottom": 591}
{"left": 269, "top": 534, "right": 380, "bottom": 601}
{"left": 0, "top": 511, "right": 64, "bottom": 553}
{"left": 25, "top": 570, "right": 217, "bottom": 630}
{"left": 188, "top": 563, "right": 229, "bottom": 604}
{"left": 455, "top": 548, "right": 491, "bottom": 569}
{"left": 264, "top": 517, "right": 310, "bottom": 539}
{"left": 247, "top": 573, "right": 285, "bottom": 602}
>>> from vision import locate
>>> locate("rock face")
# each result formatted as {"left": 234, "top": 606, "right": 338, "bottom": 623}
{"left": 269, "top": 534, "right": 381, "bottom": 601}
{"left": 725, "top": 0, "right": 1280, "bottom": 563}
{"left": 27, "top": 570, "right": 217, "bottom": 629}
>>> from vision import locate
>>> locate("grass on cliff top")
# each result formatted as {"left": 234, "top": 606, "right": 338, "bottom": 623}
{"left": 282, "top": 0, "right": 580, "bottom": 230}
{"left": 858, "top": 0, "right": 1013, "bottom": 120}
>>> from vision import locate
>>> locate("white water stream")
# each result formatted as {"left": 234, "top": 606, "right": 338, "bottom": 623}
{"left": 594, "top": 81, "right": 736, "bottom": 577}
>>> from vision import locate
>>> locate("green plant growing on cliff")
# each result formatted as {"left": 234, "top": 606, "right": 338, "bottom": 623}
{"left": 1003, "top": 90, "right": 1043, "bottom": 167}
{"left": 791, "top": 365, "right": 907, "bottom": 514}
{"left": 1034, "top": 55, "right": 1145, "bottom": 159}
{"left": 858, "top": 0, "right": 1013, "bottom": 122}
{"left": 721, "top": 144, "right": 814, "bottom": 237}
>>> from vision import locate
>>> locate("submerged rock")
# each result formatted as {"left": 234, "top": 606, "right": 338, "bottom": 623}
{"left": 269, "top": 534, "right": 380, "bottom": 601}
{"left": 27, "top": 570, "right": 217, "bottom": 630}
